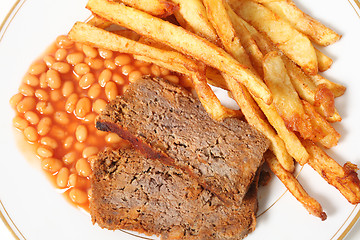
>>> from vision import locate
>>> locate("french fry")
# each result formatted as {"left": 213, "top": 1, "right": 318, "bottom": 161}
{"left": 68, "top": 0, "right": 359, "bottom": 221}
{"left": 86, "top": 0, "right": 273, "bottom": 104}
{"left": 308, "top": 73, "right": 346, "bottom": 98}
{"left": 116, "top": 0, "right": 177, "bottom": 17}
{"left": 302, "top": 101, "right": 340, "bottom": 148}
{"left": 255, "top": 96, "right": 309, "bottom": 167}
{"left": 224, "top": 75, "right": 295, "bottom": 172}
{"left": 262, "top": 0, "right": 341, "bottom": 46}
{"left": 282, "top": 56, "right": 338, "bottom": 121}
{"left": 203, "top": 0, "right": 254, "bottom": 73}
{"left": 303, "top": 140, "right": 360, "bottom": 204}
{"left": 191, "top": 71, "right": 242, "bottom": 121}
{"left": 282, "top": 56, "right": 317, "bottom": 104}
{"left": 314, "top": 84, "right": 335, "bottom": 118}
{"left": 205, "top": 0, "right": 300, "bottom": 170}
{"left": 263, "top": 51, "right": 313, "bottom": 141}
{"left": 70, "top": 23, "right": 240, "bottom": 121}
{"left": 170, "top": 0, "right": 218, "bottom": 43}
{"left": 206, "top": 67, "right": 229, "bottom": 90}
{"left": 133, "top": 54, "right": 192, "bottom": 76}
{"left": 257, "top": 0, "right": 335, "bottom": 72}
{"left": 241, "top": 19, "right": 344, "bottom": 102}
{"left": 265, "top": 151, "right": 327, "bottom": 220}
{"left": 228, "top": 0, "right": 318, "bottom": 75}
{"left": 203, "top": 0, "right": 295, "bottom": 170}
{"left": 315, "top": 48, "right": 333, "bottom": 72}
{"left": 68, "top": 22, "right": 200, "bottom": 74}
{"left": 86, "top": 14, "right": 112, "bottom": 28}
{"left": 112, "top": 29, "right": 141, "bottom": 41}
{"left": 237, "top": 15, "right": 341, "bottom": 121}
{"left": 225, "top": 4, "right": 264, "bottom": 77}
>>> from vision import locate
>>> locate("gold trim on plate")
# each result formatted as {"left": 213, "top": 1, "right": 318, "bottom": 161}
{"left": 355, "top": 0, "right": 360, "bottom": 10}
{"left": 0, "top": 0, "right": 28, "bottom": 239}
{"left": 336, "top": 205, "right": 360, "bottom": 240}
{"left": 0, "top": 199, "right": 24, "bottom": 240}
{"left": 0, "top": 0, "right": 24, "bottom": 42}
{"left": 348, "top": 0, "right": 360, "bottom": 18}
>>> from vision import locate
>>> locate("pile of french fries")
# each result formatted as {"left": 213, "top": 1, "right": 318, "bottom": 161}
{"left": 68, "top": 0, "right": 360, "bottom": 220}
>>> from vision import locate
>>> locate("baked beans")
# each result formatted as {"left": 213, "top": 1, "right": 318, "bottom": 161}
{"left": 10, "top": 35, "right": 182, "bottom": 210}
{"left": 37, "top": 146, "right": 54, "bottom": 158}
{"left": 35, "top": 89, "right": 49, "bottom": 101}
{"left": 75, "top": 125, "right": 88, "bottom": 142}
{"left": 43, "top": 55, "right": 56, "bottom": 68}
{"left": 9, "top": 93, "right": 23, "bottom": 109}
{"left": 55, "top": 48, "right": 67, "bottom": 61}
{"left": 104, "top": 81, "right": 118, "bottom": 101}
{"left": 16, "top": 97, "right": 36, "bottom": 113}
{"left": 74, "top": 63, "right": 90, "bottom": 76}
{"left": 98, "top": 69, "right": 112, "bottom": 87}
{"left": 46, "top": 69, "right": 61, "bottom": 89}
{"left": 66, "top": 52, "right": 84, "bottom": 65}
{"left": 82, "top": 45, "right": 98, "bottom": 58}
{"left": 24, "top": 111, "right": 40, "bottom": 125}
{"left": 56, "top": 168, "right": 70, "bottom": 188}
{"left": 37, "top": 117, "right": 52, "bottom": 136}
{"left": 24, "top": 126, "right": 38, "bottom": 142}
{"left": 28, "top": 62, "right": 47, "bottom": 75}
{"left": 23, "top": 74, "right": 40, "bottom": 87}
{"left": 87, "top": 83, "right": 101, "bottom": 99}
{"left": 62, "top": 81, "right": 75, "bottom": 97}
{"left": 13, "top": 116, "right": 29, "bottom": 130}
{"left": 40, "top": 137, "right": 58, "bottom": 149}
{"left": 98, "top": 48, "right": 113, "bottom": 59}
{"left": 79, "top": 73, "right": 95, "bottom": 89}
{"left": 51, "top": 62, "right": 71, "bottom": 74}
{"left": 75, "top": 97, "right": 91, "bottom": 118}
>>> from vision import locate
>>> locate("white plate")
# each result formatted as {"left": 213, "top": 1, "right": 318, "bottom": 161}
{"left": 1, "top": 0, "right": 360, "bottom": 239}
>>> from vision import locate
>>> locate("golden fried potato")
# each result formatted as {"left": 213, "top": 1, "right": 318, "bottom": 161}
{"left": 315, "top": 48, "right": 333, "bottom": 72}
{"left": 265, "top": 151, "right": 327, "bottom": 220}
{"left": 68, "top": 22, "right": 199, "bottom": 74}
{"left": 223, "top": 74, "right": 295, "bottom": 172}
{"left": 191, "top": 71, "right": 242, "bottom": 121}
{"left": 228, "top": 0, "right": 318, "bottom": 75}
{"left": 205, "top": 67, "right": 229, "bottom": 90}
{"left": 225, "top": 4, "right": 264, "bottom": 77}
{"left": 282, "top": 56, "right": 338, "bottom": 121}
{"left": 86, "top": 14, "right": 112, "bottom": 28}
{"left": 263, "top": 0, "right": 341, "bottom": 46}
{"left": 116, "top": 0, "right": 177, "bottom": 17}
{"left": 256, "top": 95, "right": 308, "bottom": 167}
{"left": 303, "top": 140, "right": 360, "bottom": 204}
{"left": 237, "top": 17, "right": 341, "bottom": 122}
{"left": 263, "top": 51, "right": 313, "bottom": 141}
{"left": 170, "top": 0, "right": 218, "bottom": 43}
{"left": 203, "top": 0, "right": 254, "bottom": 72}
{"left": 86, "top": 0, "right": 273, "bottom": 104}
{"left": 302, "top": 101, "right": 340, "bottom": 148}
{"left": 308, "top": 73, "right": 346, "bottom": 98}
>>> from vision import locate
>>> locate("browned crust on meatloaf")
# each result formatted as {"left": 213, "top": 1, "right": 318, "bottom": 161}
{"left": 91, "top": 148, "right": 259, "bottom": 240}
{"left": 96, "top": 76, "right": 269, "bottom": 206}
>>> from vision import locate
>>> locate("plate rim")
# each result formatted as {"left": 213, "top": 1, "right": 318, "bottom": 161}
{"left": 1, "top": 0, "right": 360, "bottom": 239}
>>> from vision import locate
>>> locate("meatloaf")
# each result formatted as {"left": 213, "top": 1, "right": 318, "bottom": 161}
{"left": 96, "top": 76, "right": 269, "bottom": 206}
{"left": 91, "top": 148, "right": 259, "bottom": 240}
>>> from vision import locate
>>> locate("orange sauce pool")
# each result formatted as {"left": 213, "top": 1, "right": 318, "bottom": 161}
{"left": 9, "top": 35, "right": 191, "bottom": 211}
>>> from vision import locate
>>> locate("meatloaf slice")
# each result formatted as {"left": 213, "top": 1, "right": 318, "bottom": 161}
{"left": 91, "top": 148, "right": 259, "bottom": 240}
{"left": 96, "top": 76, "right": 269, "bottom": 206}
